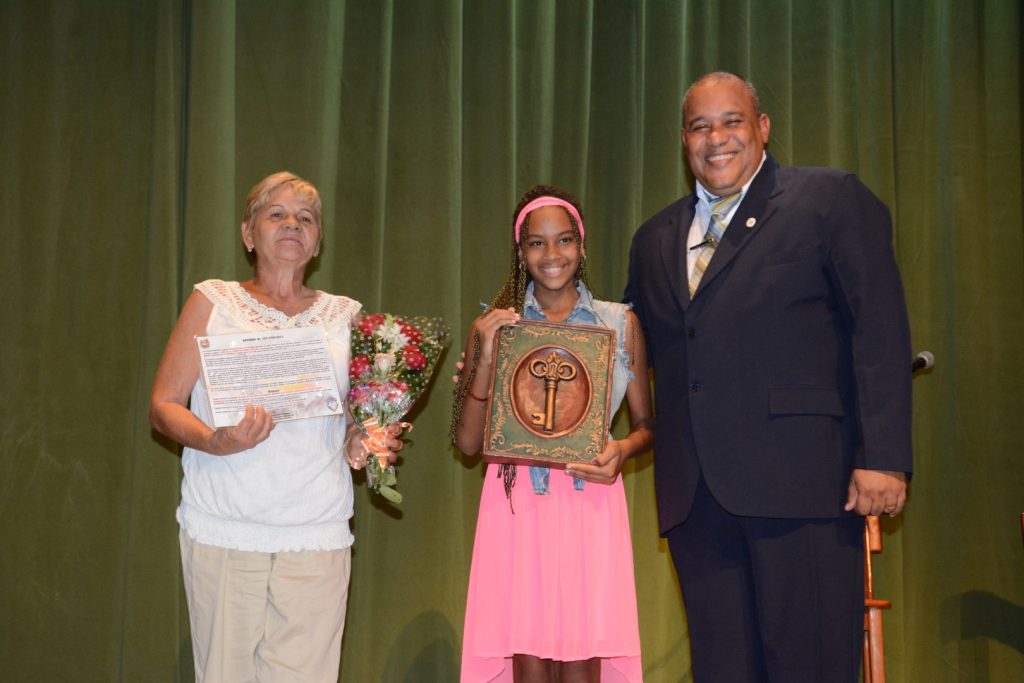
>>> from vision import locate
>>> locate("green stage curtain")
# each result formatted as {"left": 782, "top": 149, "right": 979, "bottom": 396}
{"left": 0, "top": 1, "right": 1020, "bottom": 681}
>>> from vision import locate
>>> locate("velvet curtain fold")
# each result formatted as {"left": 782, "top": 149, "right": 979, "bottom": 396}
{"left": 0, "top": 1, "right": 1020, "bottom": 681}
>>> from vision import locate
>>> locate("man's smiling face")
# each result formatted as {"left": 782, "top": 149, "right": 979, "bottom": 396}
{"left": 682, "top": 75, "right": 771, "bottom": 197}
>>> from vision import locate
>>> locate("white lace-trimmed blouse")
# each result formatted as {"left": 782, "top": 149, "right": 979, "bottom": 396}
{"left": 176, "top": 279, "right": 362, "bottom": 552}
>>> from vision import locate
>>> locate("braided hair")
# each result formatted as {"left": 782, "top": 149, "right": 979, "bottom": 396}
{"left": 450, "top": 185, "right": 590, "bottom": 504}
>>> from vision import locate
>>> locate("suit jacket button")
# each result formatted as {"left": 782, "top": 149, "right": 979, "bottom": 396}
{"left": 689, "top": 382, "right": 702, "bottom": 393}
{"left": 687, "top": 328, "right": 699, "bottom": 338}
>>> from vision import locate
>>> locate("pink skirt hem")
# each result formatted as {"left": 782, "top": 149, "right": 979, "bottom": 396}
{"left": 460, "top": 462, "right": 643, "bottom": 683}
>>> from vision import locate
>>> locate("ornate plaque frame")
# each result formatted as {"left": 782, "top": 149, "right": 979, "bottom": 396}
{"left": 482, "top": 320, "right": 614, "bottom": 467}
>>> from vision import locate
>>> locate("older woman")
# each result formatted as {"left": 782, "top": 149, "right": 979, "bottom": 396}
{"left": 150, "top": 171, "right": 401, "bottom": 682}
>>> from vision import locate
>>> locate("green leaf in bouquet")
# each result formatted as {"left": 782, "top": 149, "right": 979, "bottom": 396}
{"left": 379, "top": 485, "right": 403, "bottom": 504}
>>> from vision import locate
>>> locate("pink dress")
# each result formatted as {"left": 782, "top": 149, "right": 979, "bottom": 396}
{"left": 460, "top": 289, "right": 642, "bottom": 682}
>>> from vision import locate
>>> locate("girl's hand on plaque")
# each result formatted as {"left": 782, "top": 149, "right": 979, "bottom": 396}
{"left": 564, "top": 440, "right": 626, "bottom": 485}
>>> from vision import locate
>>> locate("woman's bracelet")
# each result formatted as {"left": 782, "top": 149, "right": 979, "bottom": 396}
{"left": 466, "top": 387, "right": 488, "bottom": 402}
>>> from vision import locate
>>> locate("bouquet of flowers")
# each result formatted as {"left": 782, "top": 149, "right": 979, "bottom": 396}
{"left": 348, "top": 313, "right": 450, "bottom": 503}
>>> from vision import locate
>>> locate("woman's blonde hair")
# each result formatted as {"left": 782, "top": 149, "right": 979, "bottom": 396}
{"left": 241, "top": 171, "right": 322, "bottom": 228}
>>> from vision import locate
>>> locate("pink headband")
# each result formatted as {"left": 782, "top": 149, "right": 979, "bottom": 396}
{"left": 514, "top": 197, "right": 585, "bottom": 244}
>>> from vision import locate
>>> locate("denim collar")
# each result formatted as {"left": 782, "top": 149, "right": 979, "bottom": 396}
{"left": 522, "top": 280, "right": 597, "bottom": 323}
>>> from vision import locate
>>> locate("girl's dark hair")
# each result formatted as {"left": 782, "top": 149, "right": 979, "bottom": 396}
{"left": 451, "top": 185, "right": 590, "bottom": 505}
{"left": 488, "top": 185, "right": 588, "bottom": 312}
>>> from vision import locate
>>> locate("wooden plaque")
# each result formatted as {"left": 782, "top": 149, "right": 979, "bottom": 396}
{"left": 482, "top": 320, "right": 614, "bottom": 467}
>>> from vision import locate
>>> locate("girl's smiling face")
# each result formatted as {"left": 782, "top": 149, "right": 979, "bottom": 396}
{"left": 519, "top": 205, "right": 582, "bottom": 296}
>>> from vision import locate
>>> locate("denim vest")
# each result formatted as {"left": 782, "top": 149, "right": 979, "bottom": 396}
{"left": 521, "top": 281, "right": 634, "bottom": 494}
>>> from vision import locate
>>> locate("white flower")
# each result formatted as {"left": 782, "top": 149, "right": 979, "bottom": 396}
{"left": 374, "top": 352, "right": 396, "bottom": 374}
{"left": 375, "top": 320, "right": 410, "bottom": 350}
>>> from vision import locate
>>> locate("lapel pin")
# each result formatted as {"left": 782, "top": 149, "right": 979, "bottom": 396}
{"left": 745, "top": 217, "right": 756, "bottom": 229}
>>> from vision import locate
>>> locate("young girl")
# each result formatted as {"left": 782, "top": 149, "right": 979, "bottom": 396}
{"left": 453, "top": 185, "right": 653, "bottom": 682}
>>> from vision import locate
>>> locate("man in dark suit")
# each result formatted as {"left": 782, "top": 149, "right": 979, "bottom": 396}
{"left": 624, "top": 72, "right": 912, "bottom": 682}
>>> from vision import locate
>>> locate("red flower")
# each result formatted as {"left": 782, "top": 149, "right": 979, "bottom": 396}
{"left": 358, "top": 313, "right": 386, "bottom": 336}
{"left": 350, "top": 354, "right": 371, "bottom": 380}
{"left": 403, "top": 345, "right": 426, "bottom": 370}
{"left": 398, "top": 320, "right": 423, "bottom": 344}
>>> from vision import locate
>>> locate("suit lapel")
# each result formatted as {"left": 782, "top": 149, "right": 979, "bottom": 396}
{"left": 658, "top": 195, "right": 698, "bottom": 311}
{"left": 693, "top": 155, "right": 784, "bottom": 299}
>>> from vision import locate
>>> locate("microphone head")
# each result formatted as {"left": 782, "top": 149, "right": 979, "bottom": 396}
{"left": 913, "top": 350, "right": 935, "bottom": 371}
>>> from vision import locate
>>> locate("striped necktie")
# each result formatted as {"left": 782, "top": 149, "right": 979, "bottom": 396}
{"left": 688, "top": 192, "right": 741, "bottom": 297}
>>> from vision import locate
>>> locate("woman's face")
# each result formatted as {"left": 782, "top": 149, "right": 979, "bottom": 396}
{"left": 519, "top": 205, "right": 581, "bottom": 296}
{"left": 242, "top": 185, "right": 321, "bottom": 265}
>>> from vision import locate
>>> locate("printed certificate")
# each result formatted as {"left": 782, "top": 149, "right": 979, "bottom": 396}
{"left": 196, "top": 327, "right": 342, "bottom": 427}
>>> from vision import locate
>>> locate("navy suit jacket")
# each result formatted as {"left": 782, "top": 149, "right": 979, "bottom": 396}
{"left": 625, "top": 155, "right": 913, "bottom": 535}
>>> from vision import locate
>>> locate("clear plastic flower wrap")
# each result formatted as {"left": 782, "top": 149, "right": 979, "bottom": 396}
{"left": 347, "top": 313, "right": 449, "bottom": 503}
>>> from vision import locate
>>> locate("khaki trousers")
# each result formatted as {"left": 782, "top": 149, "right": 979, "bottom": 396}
{"left": 179, "top": 530, "right": 351, "bottom": 683}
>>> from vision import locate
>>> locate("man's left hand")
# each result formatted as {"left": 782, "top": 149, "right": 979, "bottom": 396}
{"left": 844, "top": 468, "right": 907, "bottom": 517}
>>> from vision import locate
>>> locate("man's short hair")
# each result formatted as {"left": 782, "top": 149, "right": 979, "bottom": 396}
{"left": 681, "top": 71, "right": 761, "bottom": 126}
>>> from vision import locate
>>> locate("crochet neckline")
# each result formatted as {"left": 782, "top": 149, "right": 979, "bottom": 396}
{"left": 197, "top": 279, "right": 357, "bottom": 331}
{"left": 232, "top": 281, "right": 324, "bottom": 322}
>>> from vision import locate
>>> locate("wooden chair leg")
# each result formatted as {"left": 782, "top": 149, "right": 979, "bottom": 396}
{"left": 863, "top": 517, "right": 891, "bottom": 683}
{"left": 864, "top": 600, "right": 890, "bottom": 682}
{"left": 862, "top": 616, "right": 871, "bottom": 683}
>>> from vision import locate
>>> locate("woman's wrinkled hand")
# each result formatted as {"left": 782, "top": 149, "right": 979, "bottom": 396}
{"left": 380, "top": 421, "right": 410, "bottom": 457}
{"left": 346, "top": 421, "right": 411, "bottom": 469}
{"left": 207, "top": 404, "right": 275, "bottom": 455}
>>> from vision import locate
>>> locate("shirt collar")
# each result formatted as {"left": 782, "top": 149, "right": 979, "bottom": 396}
{"left": 523, "top": 280, "right": 597, "bottom": 320}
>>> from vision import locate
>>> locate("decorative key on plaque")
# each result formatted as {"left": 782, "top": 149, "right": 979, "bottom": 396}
{"left": 528, "top": 351, "right": 578, "bottom": 432}
{"left": 484, "top": 322, "right": 611, "bottom": 465}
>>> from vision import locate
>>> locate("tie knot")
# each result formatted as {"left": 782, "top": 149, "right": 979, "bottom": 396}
{"left": 710, "top": 192, "right": 742, "bottom": 218}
